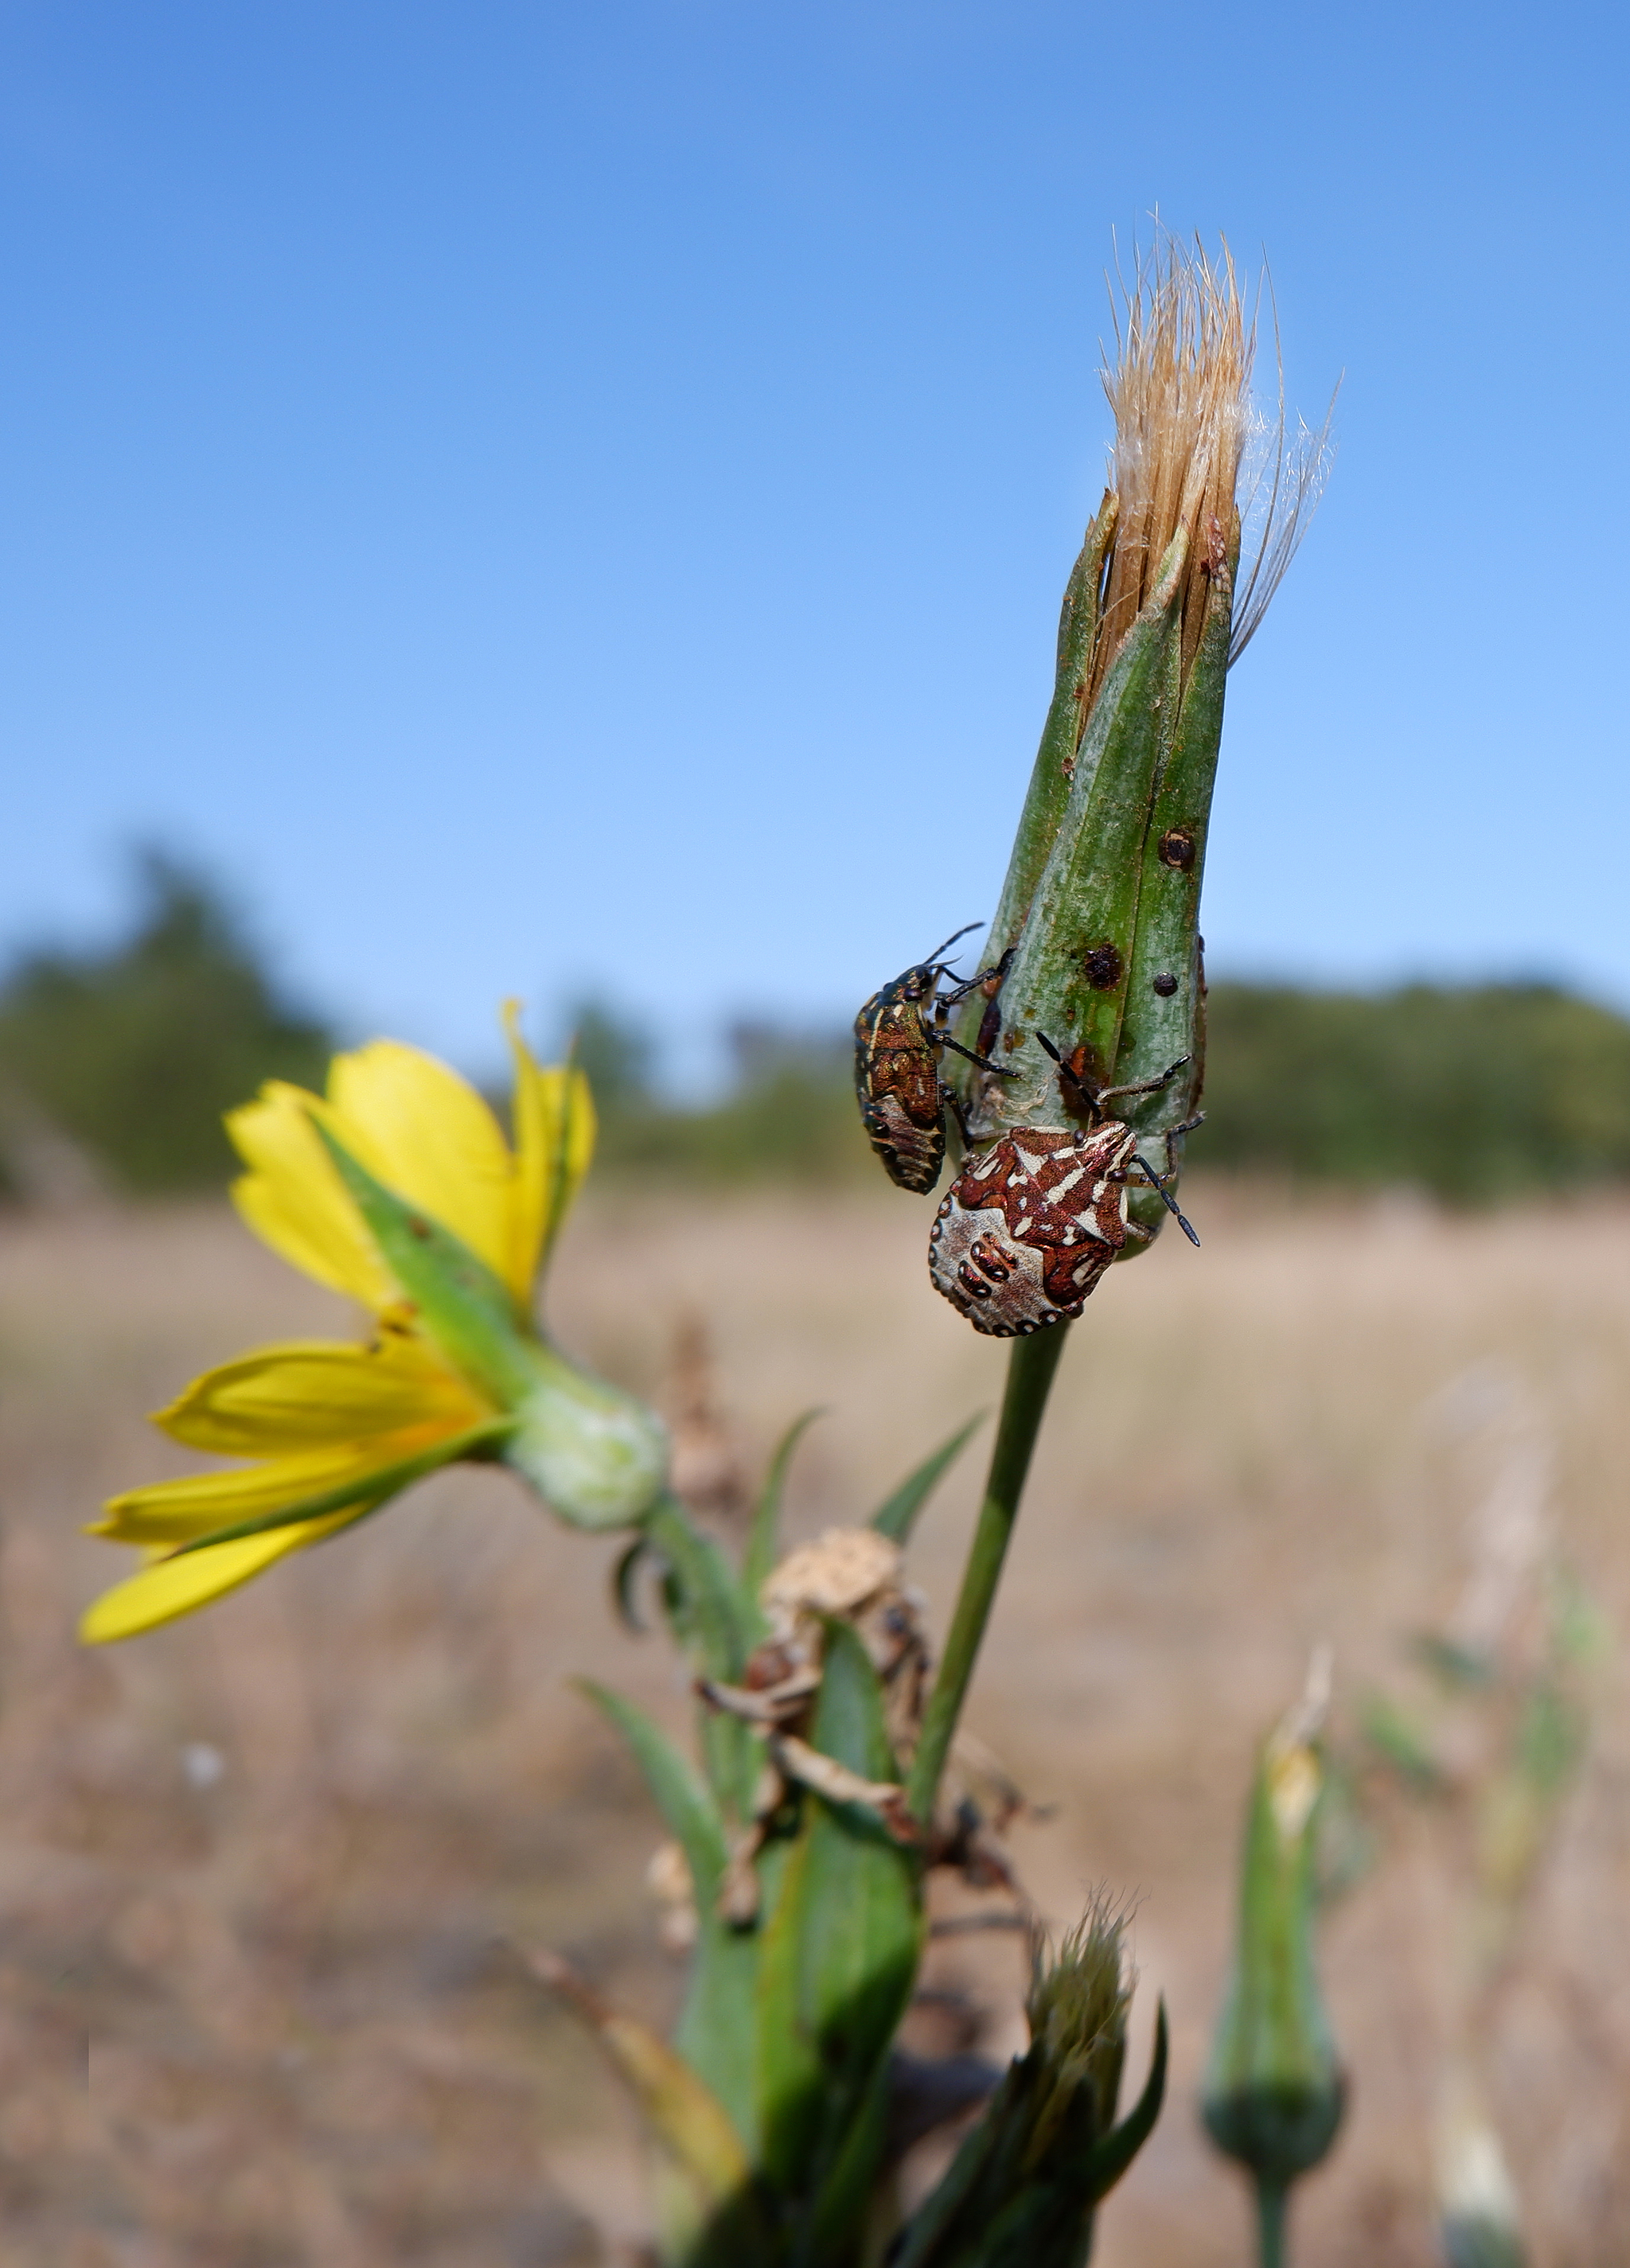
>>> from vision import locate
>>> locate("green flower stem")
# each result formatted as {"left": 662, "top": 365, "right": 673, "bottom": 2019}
{"left": 907, "top": 1325, "right": 1070, "bottom": 1823}
{"left": 1257, "top": 2176, "right": 1289, "bottom": 2268}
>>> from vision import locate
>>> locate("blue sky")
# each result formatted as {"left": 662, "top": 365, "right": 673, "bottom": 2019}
{"left": 2, "top": 1, "right": 1625, "bottom": 1088}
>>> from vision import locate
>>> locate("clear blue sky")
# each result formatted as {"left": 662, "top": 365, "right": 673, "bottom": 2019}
{"left": 2, "top": 2, "right": 1625, "bottom": 1087}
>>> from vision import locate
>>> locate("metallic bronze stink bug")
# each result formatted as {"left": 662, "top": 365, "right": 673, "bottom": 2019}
{"left": 853, "top": 926, "right": 1012, "bottom": 1194}
{"left": 928, "top": 1037, "right": 1200, "bottom": 1336}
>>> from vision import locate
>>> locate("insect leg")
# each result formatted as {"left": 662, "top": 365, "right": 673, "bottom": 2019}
{"left": 936, "top": 963, "right": 1003, "bottom": 1010}
{"left": 938, "top": 1033, "right": 1017, "bottom": 1077}
{"left": 1035, "top": 1031, "right": 1106, "bottom": 1114}
{"left": 1094, "top": 1054, "right": 1192, "bottom": 1106}
{"left": 1161, "top": 1111, "right": 1205, "bottom": 1178}
{"left": 939, "top": 1079, "right": 973, "bottom": 1151}
{"left": 1037, "top": 1032, "right": 1193, "bottom": 1124}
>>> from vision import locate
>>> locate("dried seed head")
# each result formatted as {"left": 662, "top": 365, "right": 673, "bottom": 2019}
{"left": 1025, "top": 1900, "right": 1133, "bottom": 2138}
{"left": 760, "top": 1526, "right": 902, "bottom": 1633}
{"left": 1093, "top": 234, "right": 1333, "bottom": 705}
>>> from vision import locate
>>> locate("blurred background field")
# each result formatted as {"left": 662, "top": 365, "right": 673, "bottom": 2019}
{"left": 4, "top": 1161, "right": 1629, "bottom": 2265}
{"left": 7, "top": 10, "right": 1629, "bottom": 2258}
{"left": 9, "top": 854, "right": 1630, "bottom": 1209}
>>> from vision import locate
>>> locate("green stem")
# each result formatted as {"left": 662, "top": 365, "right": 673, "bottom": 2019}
{"left": 1256, "top": 2177, "right": 1289, "bottom": 2268}
{"left": 906, "top": 1325, "right": 1070, "bottom": 1821}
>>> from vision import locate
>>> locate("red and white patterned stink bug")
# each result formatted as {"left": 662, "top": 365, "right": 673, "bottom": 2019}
{"left": 928, "top": 1035, "right": 1201, "bottom": 1337}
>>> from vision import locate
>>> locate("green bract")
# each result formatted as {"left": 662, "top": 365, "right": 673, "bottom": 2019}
{"left": 956, "top": 511, "right": 1234, "bottom": 1247}
{"left": 1203, "top": 1720, "right": 1344, "bottom": 2265}
{"left": 894, "top": 1911, "right": 1168, "bottom": 2268}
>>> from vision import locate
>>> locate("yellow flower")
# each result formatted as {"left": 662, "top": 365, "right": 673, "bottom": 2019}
{"left": 81, "top": 1009, "right": 668, "bottom": 1644}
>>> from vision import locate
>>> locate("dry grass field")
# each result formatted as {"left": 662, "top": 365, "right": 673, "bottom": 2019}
{"left": 2, "top": 1180, "right": 1628, "bottom": 2266}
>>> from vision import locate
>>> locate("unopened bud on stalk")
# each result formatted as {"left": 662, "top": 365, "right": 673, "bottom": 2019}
{"left": 957, "top": 239, "right": 1329, "bottom": 1246}
{"left": 1435, "top": 2074, "right": 1527, "bottom": 2268}
{"left": 1203, "top": 1661, "right": 1344, "bottom": 2263}
{"left": 893, "top": 1903, "right": 1166, "bottom": 2268}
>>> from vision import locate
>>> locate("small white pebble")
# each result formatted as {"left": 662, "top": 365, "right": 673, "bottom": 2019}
{"left": 181, "top": 1741, "right": 225, "bottom": 1790}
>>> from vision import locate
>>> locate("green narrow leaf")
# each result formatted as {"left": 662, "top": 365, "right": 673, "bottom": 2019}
{"left": 755, "top": 1621, "right": 924, "bottom": 2238}
{"left": 1081, "top": 2001, "right": 1168, "bottom": 2203}
{"left": 887, "top": 2073, "right": 1008, "bottom": 2268}
{"left": 575, "top": 1679, "right": 729, "bottom": 1909}
{"left": 641, "top": 1493, "right": 760, "bottom": 1822}
{"left": 612, "top": 1536, "right": 651, "bottom": 1631}
{"left": 642, "top": 1494, "right": 752, "bottom": 1684}
{"left": 528, "top": 1950, "right": 767, "bottom": 2268}
{"left": 316, "top": 1125, "right": 542, "bottom": 1406}
{"left": 574, "top": 1678, "right": 763, "bottom": 2146}
{"left": 742, "top": 1408, "right": 825, "bottom": 1604}
{"left": 805, "top": 2046, "right": 896, "bottom": 2263}
{"left": 870, "top": 1414, "right": 985, "bottom": 1545}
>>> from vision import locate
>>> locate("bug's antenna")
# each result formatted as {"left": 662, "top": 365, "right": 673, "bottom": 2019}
{"left": 1035, "top": 1030, "right": 1103, "bottom": 1114}
{"left": 924, "top": 922, "right": 984, "bottom": 967}
{"left": 1129, "top": 1155, "right": 1201, "bottom": 1246}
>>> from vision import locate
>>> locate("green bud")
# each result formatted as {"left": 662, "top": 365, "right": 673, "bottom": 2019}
{"left": 955, "top": 241, "right": 1328, "bottom": 1254}
{"left": 505, "top": 1343, "right": 670, "bottom": 1530}
{"left": 893, "top": 1905, "right": 1166, "bottom": 2268}
{"left": 1203, "top": 1724, "right": 1344, "bottom": 2191}
{"left": 961, "top": 524, "right": 1230, "bottom": 1258}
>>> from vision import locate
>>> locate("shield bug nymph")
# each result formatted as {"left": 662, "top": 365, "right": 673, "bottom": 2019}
{"left": 853, "top": 926, "right": 1013, "bottom": 1194}
{"left": 928, "top": 1037, "right": 1201, "bottom": 1336}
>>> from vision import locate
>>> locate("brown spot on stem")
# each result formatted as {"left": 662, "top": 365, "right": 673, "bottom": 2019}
{"left": 1158, "top": 828, "right": 1195, "bottom": 871}
{"left": 1082, "top": 943, "right": 1124, "bottom": 991}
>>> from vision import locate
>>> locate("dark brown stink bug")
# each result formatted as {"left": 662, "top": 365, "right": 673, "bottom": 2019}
{"left": 853, "top": 926, "right": 1012, "bottom": 1194}
{"left": 928, "top": 1036, "right": 1200, "bottom": 1336}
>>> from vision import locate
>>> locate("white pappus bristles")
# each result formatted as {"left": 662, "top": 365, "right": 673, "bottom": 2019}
{"left": 1093, "top": 232, "right": 1335, "bottom": 699}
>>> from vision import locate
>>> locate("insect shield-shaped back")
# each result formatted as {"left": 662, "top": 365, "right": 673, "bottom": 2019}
{"left": 853, "top": 970, "right": 951, "bottom": 1195}
{"left": 852, "top": 926, "right": 994, "bottom": 1194}
{"left": 929, "top": 1120, "right": 1137, "bottom": 1336}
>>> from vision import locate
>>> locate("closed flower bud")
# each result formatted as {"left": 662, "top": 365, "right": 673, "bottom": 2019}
{"left": 1436, "top": 2077, "right": 1527, "bottom": 2268}
{"left": 506, "top": 1343, "right": 669, "bottom": 1530}
{"left": 956, "top": 240, "right": 1330, "bottom": 1250}
{"left": 894, "top": 1904, "right": 1166, "bottom": 2268}
{"left": 1203, "top": 1672, "right": 1344, "bottom": 2259}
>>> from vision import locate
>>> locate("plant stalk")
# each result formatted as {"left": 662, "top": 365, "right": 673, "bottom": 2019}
{"left": 907, "top": 1324, "right": 1070, "bottom": 1822}
{"left": 1256, "top": 2177, "right": 1289, "bottom": 2268}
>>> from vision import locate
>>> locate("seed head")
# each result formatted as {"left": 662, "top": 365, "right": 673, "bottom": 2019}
{"left": 1094, "top": 232, "right": 1332, "bottom": 705}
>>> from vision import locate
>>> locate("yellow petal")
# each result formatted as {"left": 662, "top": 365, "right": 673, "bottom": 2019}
{"left": 322, "top": 1040, "right": 516, "bottom": 1291}
{"left": 95, "top": 1424, "right": 460, "bottom": 1544}
{"left": 507, "top": 1003, "right": 596, "bottom": 1297}
{"left": 228, "top": 1081, "right": 396, "bottom": 1310}
{"left": 156, "top": 1335, "right": 491, "bottom": 1455}
{"left": 80, "top": 1505, "right": 369, "bottom": 1643}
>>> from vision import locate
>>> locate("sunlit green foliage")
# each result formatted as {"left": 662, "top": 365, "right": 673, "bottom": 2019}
{"left": 1199, "top": 981, "right": 1630, "bottom": 1201}
{"left": 0, "top": 853, "right": 331, "bottom": 1195}
{"left": 585, "top": 980, "right": 1630, "bottom": 1202}
{"left": 583, "top": 1015, "right": 872, "bottom": 1187}
{"left": 8, "top": 875, "right": 1630, "bottom": 1206}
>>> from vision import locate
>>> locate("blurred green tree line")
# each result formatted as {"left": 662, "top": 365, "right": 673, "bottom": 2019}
{"left": 3, "top": 859, "right": 1630, "bottom": 1206}
{"left": 0, "top": 854, "right": 330, "bottom": 1198}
